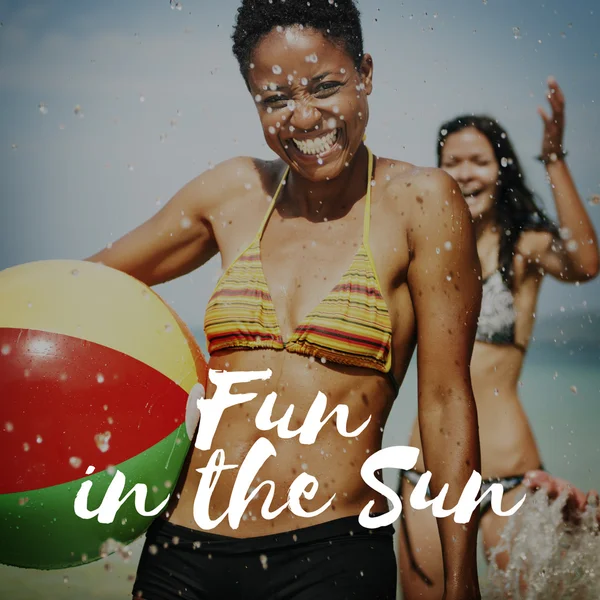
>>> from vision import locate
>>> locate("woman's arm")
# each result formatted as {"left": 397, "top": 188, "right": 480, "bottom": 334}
{"left": 85, "top": 157, "right": 251, "bottom": 285}
{"left": 535, "top": 78, "right": 599, "bottom": 281}
{"left": 405, "top": 169, "right": 482, "bottom": 599}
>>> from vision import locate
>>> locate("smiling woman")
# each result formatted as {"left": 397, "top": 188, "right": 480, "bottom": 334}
{"left": 84, "top": 1, "right": 483, "bottom": 599}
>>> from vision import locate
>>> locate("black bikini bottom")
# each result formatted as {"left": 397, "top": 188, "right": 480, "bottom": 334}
{"left": 398, "top": 466, "right": 543, "bottom": 586}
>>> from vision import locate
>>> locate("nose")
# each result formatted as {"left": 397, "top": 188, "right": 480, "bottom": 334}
{"left": 452, "top": 161, "right": 474, "bottom": 184}
{"left": 288, "top": 100, "right": 321, "bottom": 133}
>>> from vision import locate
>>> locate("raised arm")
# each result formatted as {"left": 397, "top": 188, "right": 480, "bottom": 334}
{"left": 534, "top": 77, "right": 599, "bottom": 282}
{"left": 84, "top": 158, "right": 248, "bottom": 286}
{"left": 406, "top": 169, "right": 482, "bottom": 599}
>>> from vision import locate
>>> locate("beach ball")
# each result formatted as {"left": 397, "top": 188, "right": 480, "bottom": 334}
{"left": 0, "top": 260, "right": 207, "bottom": 569}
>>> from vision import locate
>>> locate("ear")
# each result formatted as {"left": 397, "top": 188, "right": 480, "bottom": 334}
{"left": 359, "top": 53, "right": 374, "bottom": 95}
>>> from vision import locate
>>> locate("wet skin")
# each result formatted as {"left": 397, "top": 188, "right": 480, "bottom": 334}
{"left": 87, "top": 26, "right": 482, "bottom": 598}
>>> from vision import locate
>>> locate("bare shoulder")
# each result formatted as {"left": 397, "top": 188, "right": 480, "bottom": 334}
{"left": 377, "top": 157, "right": 468, "bottom": 227}
{"left": 179, "top": 155, "right": 282, "bottom": 219}
{"left": 185, "top": 156, "right": 274, "bottom": 203}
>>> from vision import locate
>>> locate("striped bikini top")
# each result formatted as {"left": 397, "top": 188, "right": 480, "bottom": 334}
{"left": 204, "top": 147, "right": 396, "bottom": 388}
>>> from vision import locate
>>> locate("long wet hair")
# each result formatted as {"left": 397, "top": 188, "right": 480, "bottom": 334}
{"left": 437, "top": 115, "right": 559, "bottom": 289}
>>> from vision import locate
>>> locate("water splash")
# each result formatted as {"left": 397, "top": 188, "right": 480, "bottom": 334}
{"left": 485, "top": 489, "right": 600, "bottom": 599}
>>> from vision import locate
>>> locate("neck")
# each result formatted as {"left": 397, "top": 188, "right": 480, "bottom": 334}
{"left": 473, "top": 208, "right": 498, "bottom": 241}
{"left": 281, "top": 143, "right": 370, "bottom": 222}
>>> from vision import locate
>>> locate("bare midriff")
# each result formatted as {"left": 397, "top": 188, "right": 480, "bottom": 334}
{"left": 166, "top": 348, "right": 397, "bottom": 537}
{"left": 408, "top": 341, "right": 541, "bottom": 479}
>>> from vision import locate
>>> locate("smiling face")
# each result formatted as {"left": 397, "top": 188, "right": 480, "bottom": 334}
{"left": 440, "top": 127, "right": 500, "bottom": 221}
{"left": 247, "top": 26, "right": 373, "bottom": 182}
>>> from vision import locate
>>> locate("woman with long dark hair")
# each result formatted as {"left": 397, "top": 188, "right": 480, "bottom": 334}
{"left": 398, "top": 78, "right": 599, "bottom": 599}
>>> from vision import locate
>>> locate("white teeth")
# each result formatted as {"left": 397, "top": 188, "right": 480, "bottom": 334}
{"left": 292, "top": 130, "right": 338, "bottom": 155}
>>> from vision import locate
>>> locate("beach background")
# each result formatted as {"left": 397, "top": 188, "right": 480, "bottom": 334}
{"left": 1, "top": 0, "right": 599, "bottom": 597}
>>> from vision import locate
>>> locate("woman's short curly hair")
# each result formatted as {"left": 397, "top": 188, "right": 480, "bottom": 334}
{"left": 232, "top": 0, "right": 364, "bottom": 85}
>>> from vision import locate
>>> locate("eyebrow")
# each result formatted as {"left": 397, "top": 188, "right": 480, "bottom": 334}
{"left": 266, "top": 71, "right": 333, "bottom": 91}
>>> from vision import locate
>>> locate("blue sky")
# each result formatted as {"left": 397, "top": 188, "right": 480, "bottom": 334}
{"left": 1, "top": 0, "right": 599, "bottom": 329}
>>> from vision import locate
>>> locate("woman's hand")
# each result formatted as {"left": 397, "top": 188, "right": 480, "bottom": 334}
{"left": 524, "top": 470, "right": 600, "bottom": 525}
{"left": 537, "top": 76, "right": 566, "bottom": 161}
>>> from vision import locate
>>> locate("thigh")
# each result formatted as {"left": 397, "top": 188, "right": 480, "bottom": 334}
{"left": 266, "top": 529, "right": 396, "bottom": 600}
{"left": 480, "top": 483, "right": 528, "bottom": 570}
{"left": 397, "top": 478, "right": 445, "bottom": 600}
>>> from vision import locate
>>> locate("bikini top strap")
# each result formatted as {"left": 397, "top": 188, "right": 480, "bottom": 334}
{"left": 363, "top": 146, "right": 374, "bottom": 245}
{"left": 257, "top": 164, "right": 290, "bottom": 240}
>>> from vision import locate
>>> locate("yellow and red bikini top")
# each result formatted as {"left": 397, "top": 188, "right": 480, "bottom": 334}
{"left": 204, "top": 148, "right": 397, "bottom": 389}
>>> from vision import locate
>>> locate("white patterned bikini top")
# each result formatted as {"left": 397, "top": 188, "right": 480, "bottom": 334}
{"left": 475, "top": 271, "right": 525, "bottom": 351}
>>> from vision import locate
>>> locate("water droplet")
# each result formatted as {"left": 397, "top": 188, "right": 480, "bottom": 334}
{"left": 301, "top": 462, "right": 308, "bottom": 470}
{"left": 69, "top": 456, "right": 82, "bottom": 468}
{"left": 1, "top": 344, "right": 11, "bottom": 356}
{"left": 19, "top": 497, "right": 29, "bottom": 506}
{"left": 139, "top": 95, "right": 145, "bottom": 103}
{"left": 436, "top": 247, "right": 441, "bottom": 255}
{"left": 96, "top": 373, "right": 105, "bottom": 384}
{"left": 180, "top": 216, "right": 192, "bottom": 229}
{"left": 38, "top": 103, "right": 48, "bottom": 115}
{"left": 272, "top": 65, "right": 282, "bottom": 75}
{"left": 570, "top": 385, "right": 577, "bottom": 394}
{"left": 501, "top": 157, "right": 508, "bottom": 167}
{"left": 23, "top": 443, "right": 30, "bottom": 452}
{"left": 446, "top": 274, "right": 452, "bottom": 281}
{"left": 566, "top": 240, "right": 578, "bottom": 252}
{"left": 94, "top": 431, "right": 111, "bottom": 453}
{"left": 317, "top": 157, "right": 324, "bottom": 165}
{"left": 164, "top": 323, "right": 173, "bottom": 333}
{"left": 260, "top": 554, "right": 268, "bottom": 570}
{"left": 36, "top": 435, "right": 43, "bottom": 444}
{"left": 304, "top": 53, "right": 318, "bottom": 63}
{"left": 268, "top": 126, "right": 276, "bottom": 134}
{"left": 63, "top": 576, "right": 69, "bottom": 584}
{"left": 4, "top": 422, "right": 14, "bottom": 432}
{"left": 169, "top": 0, "right": 183, "bottom": 10}
{"left": 444, "top": 241, "right": 453, "bottom": 251}
{"left": 559, "top": 227, "right": 572, "bottom": 240}
{"left": 71, "top": 268, "right": 80, "bottom": 277}
{"left": 512, "top": 26, "right": 521, "bottom": 39}
{"left": 300, "top": 77, "right": 308, "bottom": 86}
{"left": 73, "top": 105, "right": 83, "bottom": 117}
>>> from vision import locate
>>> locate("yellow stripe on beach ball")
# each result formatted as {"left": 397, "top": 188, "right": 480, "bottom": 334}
{"left": 0, "top": 260, "right": 199, "bottom": 393}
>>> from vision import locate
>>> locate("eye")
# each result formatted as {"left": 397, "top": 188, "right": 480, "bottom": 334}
{"left": 263, "top": 95, "right": 288, "bottom": 109}
{"left": 314, "top": 82, "right": 342, "bottom": 97}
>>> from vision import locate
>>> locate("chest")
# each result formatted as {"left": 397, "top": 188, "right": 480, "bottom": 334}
{"left": 260, "top": 211, "right": 365, "bottom": 337}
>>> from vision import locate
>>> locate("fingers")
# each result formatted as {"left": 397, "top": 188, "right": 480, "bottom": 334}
{"left": 545, "top": 76, "right": 565, "bottom": 120}
{"left": 547, "top": 75, "right": 566, "bottom": 104}
{"left": 537, "top": 106, "right": 551, "bottom": 125}
{"left": 586, "top": 489, "right": 599, "bottom": 506}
